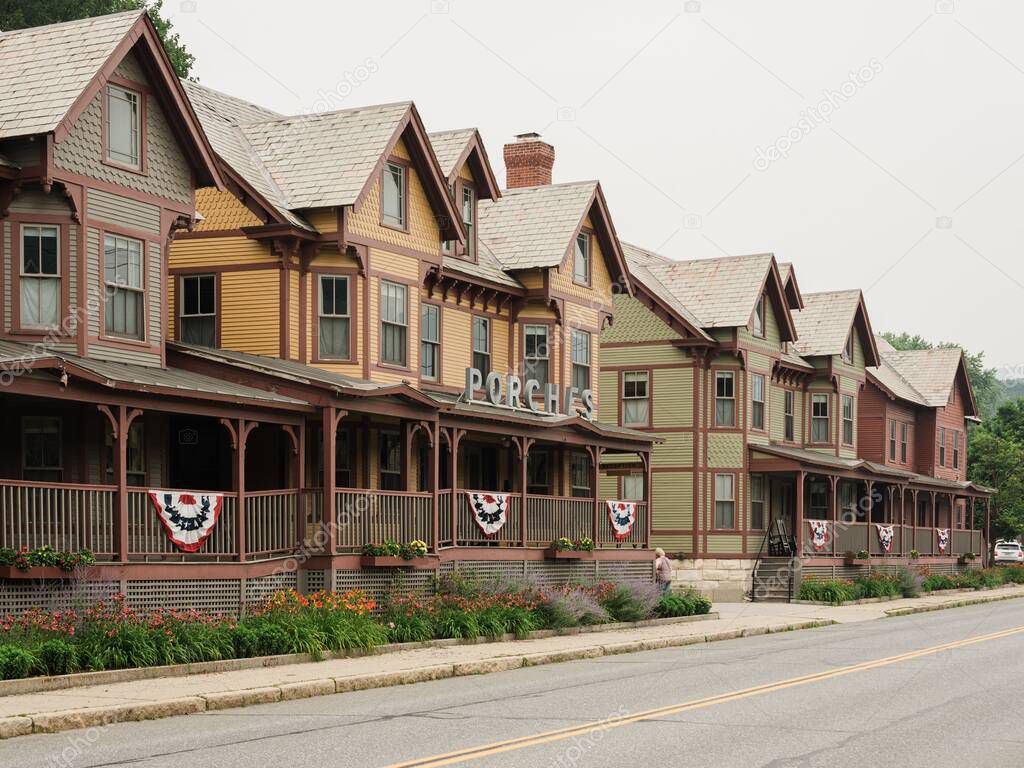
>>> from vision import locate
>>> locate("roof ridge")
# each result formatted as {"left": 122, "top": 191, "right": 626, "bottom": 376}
{"left": 500, "top": 179, "right": 598, "bottom": 193}
{"left": 242, "top": 100, "right": 413, "bottom": 128}
{"left": 0, "top": 9, "right": 141, "bottom": 38}
{"left": 228, "top": 124, "right": 295, "bottom": 209}
{"left": 182, "top": 80, "right": 284, "bottom": 122}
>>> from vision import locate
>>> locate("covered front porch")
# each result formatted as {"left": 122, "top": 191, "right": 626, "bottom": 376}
{"left": 749, "top": 444, "right": 990, "bottom": 565}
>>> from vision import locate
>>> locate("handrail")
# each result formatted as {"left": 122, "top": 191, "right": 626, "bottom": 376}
{"left": 0, "top": 479, "right": 116, "bottom": 492}
{"left": 749, "top": 525, "right": 772, "bottom": 603}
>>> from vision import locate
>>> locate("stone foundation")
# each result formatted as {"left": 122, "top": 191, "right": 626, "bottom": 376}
{"left": 669, "top": 558, "right": 756, "bottom": 602}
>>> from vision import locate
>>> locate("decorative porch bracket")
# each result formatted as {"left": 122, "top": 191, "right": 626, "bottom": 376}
{"left": 220, "top": 418, "right": 259, "bottom": 562}
{"left": 98, "top": 405, "right": 142, "bottom": 562}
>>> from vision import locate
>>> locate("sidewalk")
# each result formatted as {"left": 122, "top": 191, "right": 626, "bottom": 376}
{"left": 2, "top": 585, "right": 1022, "bottom": 739}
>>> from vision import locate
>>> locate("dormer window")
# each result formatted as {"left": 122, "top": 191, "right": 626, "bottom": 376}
{"left": 842, "top": 333, "right": 853, "bottom": 364}
{"left": 753, "top": 295, "right": 765, "bottom": 337}
{"left": 20, "top": 225, "right": 60, "bottom": 328}
{"left": 573, "top": 232, "right": 590, "bottom": 285}
{"left": 461, "top": 185, "right": 475, "bottom": 260}
{"left": 106, "top": 84, "right": 141, "bottom": 169}
{"left": 382, "top": 161, "right": 407, "bottom": 229}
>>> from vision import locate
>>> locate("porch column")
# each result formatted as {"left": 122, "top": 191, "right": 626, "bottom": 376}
{"left": 450, "top": 428, "right": 463, "bottom": 546}
{"left": 643, "top": 450, "right": 652, "bottom": 549}
{"left": 282, "top": 423, "right": 305, "bottom": 549}
{"left": 515, "top": 437, "right": 534, "bottom": 548}
{"left": 930, "top": 492, "right": 937, "bottom": 555}
{"left": 431, "top": 421, "right": 440, "bottom": 553}
{"left": 829, "top": 476, "right": 838, "bottom": 555}
{"left": 911, "top": 489, "right": 919, "bottom": 551}
{"left": 985, "top": 498, "right": 992, "bottom": 566}
{"left": 221, "top": 418, "right": 257, "bottom": 562}
{"left": 588, "top": 446, "right": 602, "bottom": 544}
{"left": 795, "top": 470, "right": 805, "bottom": 556}
{"left": 865, "top": 480, "right": 874, "bottom": 554}
{"left": 321, "top": 407, "right": 346, "bottom": 557}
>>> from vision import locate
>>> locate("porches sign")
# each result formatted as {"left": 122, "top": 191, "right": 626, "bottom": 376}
{"left": 464, "top": 368, "right": 594, "bottom": 420}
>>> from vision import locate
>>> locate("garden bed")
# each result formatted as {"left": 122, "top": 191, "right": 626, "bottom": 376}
{"left": 799, "top": 565, "right": 1024, "bottom": 605}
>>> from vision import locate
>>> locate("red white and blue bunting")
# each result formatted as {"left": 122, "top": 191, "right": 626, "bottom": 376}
{"left": 808, "top": 520, "right": 830, "bottom": 551}
{"left": 606, "top": 500, "right": 637, "bottom": 541}
{"left": 148, "top": 491, "right": 223, "bottom": 552}
{"left": 936, "top": 527, "right": 950, "bottom": 555}
{"left": 875, "top": 524, "right": 895, "bottom": 554}
{"left": 465, "top": 492, "right": 509, "bottom": 536}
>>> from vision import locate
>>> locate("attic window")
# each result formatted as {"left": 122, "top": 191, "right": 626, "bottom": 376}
{"left": 753, "top": 295, "right": 765, "bottom": 337}
{"left": 573, "top": 232, "right": 590, "bottom": 285}
{"left": 462, "top": 185, "right": 476, "bottom": 260}
{"left": 842, "top": 333, "right": 853, "bottom": 364}
{"left": 382, "top": 161, "right": 407, "bottom": 229}
{"left": 106, "top": 84, "right": 141, "bottom": 169}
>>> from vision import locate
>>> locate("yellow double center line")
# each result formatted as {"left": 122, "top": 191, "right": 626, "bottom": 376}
{"left": 385, "top": 624, "right": 1024, "bottom": 767}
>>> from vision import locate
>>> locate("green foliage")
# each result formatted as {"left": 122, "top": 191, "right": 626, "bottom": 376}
{"left": 599, "top": 582, "right": 660, "bottom": 622}
{"left": 968, "top": 413, "right": 1024, "bottom": 540}
{"left": 894, "top": 567, "right": 920, "bottom": 598}
{"left": 37, "top": 639, "right": 79, "bottom": 676}
{"left": 0, "top": 0, "right": 196, "bottom": 79}
{"left": 655, "top": 590, "right": 712, "bottom": 617}
{"left": 921, "top": 573, "right": 958, "bottom": 592}
{"left": 362, "top": 540, "right": 428, "bottom": 559}
{"left": 0, "top": 645, "right": 38, "bottom": 680}
{"left": 852, "top": 573, "right": 901, "bottom": 598}
{"left": 797, "top": 578, "right": 860, "bottom": 605}
{"left": 551, "top": 537, "right": 595, "bottom": 552}
{"left": 0, "top": 546, "right": 95, "bottom": 572}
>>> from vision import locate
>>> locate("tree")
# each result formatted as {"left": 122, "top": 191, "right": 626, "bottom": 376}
{"left": 968, "top": 424, "right": 1024, "bottom": 540}
{"left": 881, "top": 331, "right": 1006, "bottom": 420}
{"left": 0, "top": 0, "right": 195, "bottom": 79}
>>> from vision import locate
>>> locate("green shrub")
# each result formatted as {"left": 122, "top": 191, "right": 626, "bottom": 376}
{"left": 37, "top": 639, "right": 79, "bottom": 676}
{"left": 797, "top": 578, "right": 859, "bottom": 604}
{"left": 0, "top": 645, "right": 38, "bottom": 679}
{"left": 894, "top": 567, "right": 919, "bottom": 598}
{"left": 599, "top": 582, "right": 660, "bottom": 622}
{"left": 232, "top": 619, "right": 292, "bottom": 658}
{"left": 921, "top": 574, "right": 958, "bottom": 592}
{"left": 655, "top": 590, "right": 710, "bottom": 617}
{"left": 1000, "top": 565, "right": 1024, "bottom": 584}
{"left": 853, "top": 574, "right": 901, "bottom": 599}
{"left": 434, "top": 607, "right": 480, "bottom": 639}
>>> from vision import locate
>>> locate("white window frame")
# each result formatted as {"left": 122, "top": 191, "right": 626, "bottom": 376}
{"left": 382, "top": 161, "right": 407, "bottom": 229}
{"left": 420, "top": 303, "right": 440, "bottom": 381}
{"left": 105, "top": 83, "right": 141, "bottom": 169}
{"left": 622, "top": 371, "right": 650, "bottom": 427}
{"left": 750, "top": 473, "right": 766, "bottom": 530}
{"left": 715, "top": 371, "right": 736, "bottom": 428}
{"left": 939, "top": 427, "right": 946, "bottom": 467}
{"left": 318, "top": 274, "right": 351, "bottom": 360}
{"left": 811, "top": 393, "right": 830, "bottom": 443}
{"left": 900, "top": 422, "right": 908, "bottom": 464}
{"left": 751, "top": 373, "right": 766, "bottom": 430}
{"left": 714, "top": 473, "right": 736, "bottom": 529}
{"left": 20, "top": 224, "right": 61, "bottom": 329}
{"left": 472, "top": 315, "right": 491, "bottom": 375}
{"left": 461, "top": 184, "right": 475, "bottom": 260}
{"left": 571, "top": 329, "right": 591, "bottom": 391}
{"left": 841, "top": 394, "right": 854, "bottom": 446}
{"left": 623, "top": 473, "right": 645, "bottom": 501}
{"left": 523, "top": 324, "right": 549, "bottom": 389}
{"left": 103, "top": 233, "right": 145, "bottom": 340}
{"left": 784, "top": 390, "right": 795, "bottom": 441}
{"left": 379, "top": 280, "right": 407, "bottom": 367}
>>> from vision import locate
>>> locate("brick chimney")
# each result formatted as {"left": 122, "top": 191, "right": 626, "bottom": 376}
{"left": 504, "top": 132, "right": 555, "bottom": 188}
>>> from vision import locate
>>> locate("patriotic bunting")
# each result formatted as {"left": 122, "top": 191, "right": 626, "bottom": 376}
{"left": 606, "top": 500, "right": 637, "bottom": 541}
{"left": 465, "top": 492, "right": 509, "bottom": 536}
{"left": 936, "top": 528, "right": 950, "bottom": 555}
{"left": 148, "top": 491, "right": 223, "bottom": 552}
{"left": 807, "top": 520, "right": 830, "bottom": 551}
{"left": 875, "top": 524, "right": 895, "bottom": 554}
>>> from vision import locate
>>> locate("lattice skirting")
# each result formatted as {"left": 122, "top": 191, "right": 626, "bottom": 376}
{"left": 801, "top": 561, "right": 979, "bottom": 582}
{"left": 0, "top": 560, "right": 653, "bottom": 616}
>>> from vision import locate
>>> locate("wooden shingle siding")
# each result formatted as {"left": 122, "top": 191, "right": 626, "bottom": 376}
{"left": 604, "top": 295, "right": 681, "bottom": 343}
{"left": 707, "top": 433, "right": 743, "bottom": 468}
{"left": 87, "top": 188, "right": 161, "bottom": 235}
{"left": 193, "top": 188, "right": 263, "bottom": 231}
{"left": 53, "top": 52, "right": 193, "bottom": 206}
{"left": 2, "top": 222, "right": 10, "bottom": 331}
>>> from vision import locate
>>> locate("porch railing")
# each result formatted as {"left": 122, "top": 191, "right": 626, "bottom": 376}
{"left": 454, "top": 490, "right": 522, "bottom": 546}
{"left": 597, "top": 500, "right": 648, "bottom": 548}
{"left": 807, "top": 519, "right": 979, "bottom": 559}
{"left": 525, "top": 494, "right": 592, "bottom": 547}
{"left": 246, "top": 490, "right": 299, "bottom": 559}
{"left": 0, "top": 480, "right": 117, "bottom": 558}
{"left": 335, "top": 489, "right": 433, "bottom": 552}
{"left": 127, "top": 488, "right": 238, "bottom": 561}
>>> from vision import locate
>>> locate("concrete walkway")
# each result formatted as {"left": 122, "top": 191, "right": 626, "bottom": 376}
{"left": 1, "top": 585, "right": 1022, "bottom": 739}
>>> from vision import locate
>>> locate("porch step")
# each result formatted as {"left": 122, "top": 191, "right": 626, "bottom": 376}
{"left": 751, "top": 557, "right": 795, "bottom": 602}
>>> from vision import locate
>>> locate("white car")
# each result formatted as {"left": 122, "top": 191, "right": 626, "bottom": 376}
{"left": 993, "top": 541, "right": 1024, "bottom": 565}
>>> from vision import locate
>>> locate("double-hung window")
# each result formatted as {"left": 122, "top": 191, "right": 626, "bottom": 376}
{"left": 811, "top": 393, "right": 830, "bottom": 443}
{"left": 570, "top": 452, "right": 592, "bottom": 498}
{"left": 382, "top": 161, "right": 406, "bottom": 228}
{"left": 420, "top": 304, "right": 440, "bottom": 381}
{"left": 889, "top": 420, "right": 897, "bottom": 461}
{"left": 939, "top": 427, "right": 946, "bottom": 467}
{"left": 523, "top": 325, "right": 549, "bottom": 388}
{"left": 839, "top": 482, "right": 857, "bottom": 522}
{"left": 104, "top": 234, "right": 144, "bottom": 340}
{"left": 751, "top": 373, "right": 765, "bottom": 430}
{"left": 623, "top": 473, "right": 645, "bottom": 501}
{"left": 715, "top": 371, "right": 735, "bottom": 427}
{"left": 379, "top": 431, "right": 402, "bottom": 490}
{"left": 106, "top": 84, "right": 140, "bottom": 168}
{"left": 750, "top": 474, "right": 766, "bottom": 530}
{"left": 900, "top": 423, "right": 908, "bottom": 464}
{"left": 105, "top": 421, "right": 146, "bottom": 486}
{"left": 752, "top": 295, "right": 765, "bottom": 337}
{"left": 22, "top": 416, "right": 62, "bottom": 482}
{"left": 573, "top": 232, "right": 590, "bottom": 284}
{"left": 461, "top": 185, "right": 475, "bottom": 260}
{"left": 952, "top": 430, "right": 960, "bottom": 470}
{"left": 842, "top": 334, "right": 853, "bottom": 364}
{"left": 319, "top": 275, "right": 350, "bottom": 359}
{"left": 622, "top": 371, "right": 650, "bottom": 426}
{"left": 784, "top": 390, "right": 795, "bottom": 441}
{"left": 20, "top": 225, "right": 60, "bottom": 328}
{"left": 180, "top": 274, "right": 216, "bottom": 346}
{"left": 714, "top": 474, "right": 735, "bottom": 529}
{"left": 527, "top": 450, "right": 551, "bottom": 495}
{"left": 571, "top": 329, "right": 591, "bottom": 391}
{"left": 472, "top": 316, "right": 490, "bottom": 374}
{"left": 379, "top": 281, "right": 407, "bottom": 366}
{"left": 841, "top": 395, "right": 854, "bottom": 445}
{"left": 809, "top": 479, "right": 829, "bottom": 519}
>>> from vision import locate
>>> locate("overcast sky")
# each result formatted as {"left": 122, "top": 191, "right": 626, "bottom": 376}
{"left": 171, "top": 0, "right": 1024, "bottom": 374}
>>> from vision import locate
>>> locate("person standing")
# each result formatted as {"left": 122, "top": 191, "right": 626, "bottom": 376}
{"left": 654, "top": 548, "right": 673, "bottom": 594}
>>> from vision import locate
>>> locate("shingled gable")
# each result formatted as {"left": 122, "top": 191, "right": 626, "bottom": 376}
{"left": 428, "top": 128, "right": 501, "bottom": 200}
{"left": 778, "top": 262, "right": 804, "bottom": 309}
{"left": 631, "top": 251, "right": 798, "bottom": 342}
{"left": 792, "top": 289, "right": 880, "bottom": 366}
{"left": 620, "top": 242, "right": 712, "bottom": 342}
{"left": 869, "top": 345, "right": 979, "bottom": 418}
{"left": 478, "top": 180, "right": 631, "bottom": 293}
{"left": 0, "top": 10, "right": 222, "bottom": 189}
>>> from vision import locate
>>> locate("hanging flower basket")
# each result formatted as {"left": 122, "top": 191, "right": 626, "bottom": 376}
{"left": 358, "top": 555, "right": 437, "bottom": 569}
{"left": 0, "top": 565, "right": 75, "bottom": 580}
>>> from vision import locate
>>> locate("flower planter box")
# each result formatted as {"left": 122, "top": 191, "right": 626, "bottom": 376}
{"left": 545, "top": 549, "right": 596, "bottom": 560}
{"left": 358, "top": 555, "right": 436, "bottom": 569}
{"left": 0, "top": 565, "right": 76, "bottom": 580}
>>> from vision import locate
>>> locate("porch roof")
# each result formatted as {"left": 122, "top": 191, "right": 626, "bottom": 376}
{"left": 0, "top": 340, "right": 308, "bottom": 409}
{"left": 749, "top": 443, "right": 993, "bottom": 496}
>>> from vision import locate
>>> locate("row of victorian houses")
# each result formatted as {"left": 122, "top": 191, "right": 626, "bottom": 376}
{"left": 0, "top": 11, "right": 993, "bottom": 611}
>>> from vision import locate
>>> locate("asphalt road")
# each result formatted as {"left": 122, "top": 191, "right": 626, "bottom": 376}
{"left": 5, "top": 600, "right": 1024, "bottom": 768}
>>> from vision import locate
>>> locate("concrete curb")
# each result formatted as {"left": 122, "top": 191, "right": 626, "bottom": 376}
{"left": 0, "top": 618, "right": 832, "bottom": 740}
{"left": 0, "top": 611, "right": 720, "bottom": 698}
{"left": 884, "top": 590, "right": 1024, "bottom": 617}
